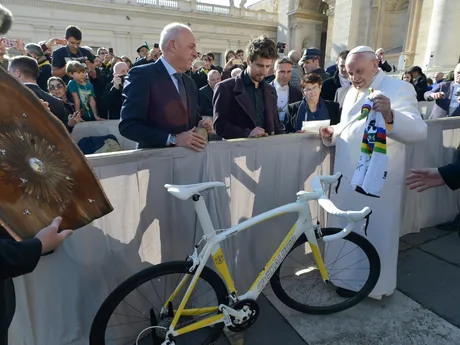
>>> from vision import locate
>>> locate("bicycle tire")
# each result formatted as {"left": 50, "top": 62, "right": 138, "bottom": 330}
{"left": 89, "top": 261, "right": 230, "bottom": 345}
{"left": 270, "top": 227, "right": 381, "bottom": 315}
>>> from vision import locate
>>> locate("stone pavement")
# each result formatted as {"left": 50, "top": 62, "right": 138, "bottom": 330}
{"left": 225, "top": 225, "right": 460, "bottom": 345}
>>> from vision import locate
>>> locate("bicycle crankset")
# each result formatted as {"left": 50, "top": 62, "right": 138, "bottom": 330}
{"left": 228, "top": 299, "right": 259, "bottom": 332}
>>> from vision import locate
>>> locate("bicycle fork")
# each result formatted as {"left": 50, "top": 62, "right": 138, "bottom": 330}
{"left": 304, "top": 227, "right": 329, "bottom": 282}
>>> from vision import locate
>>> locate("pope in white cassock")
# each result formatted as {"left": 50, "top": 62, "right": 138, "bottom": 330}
{"left": 320, "top": 46, "right": 427, "bottom": 300}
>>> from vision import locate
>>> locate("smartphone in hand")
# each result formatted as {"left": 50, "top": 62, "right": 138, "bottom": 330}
{"left": 3, "top": 38, "right": 17, "bottom": 48}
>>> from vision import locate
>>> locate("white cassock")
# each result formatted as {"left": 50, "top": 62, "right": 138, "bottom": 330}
{"left": 323, "top": 70, "right": 427, "bottom": 299}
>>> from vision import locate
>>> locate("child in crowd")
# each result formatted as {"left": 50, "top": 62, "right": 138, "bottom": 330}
{"left": 65, "top": 60, "right": 103, "bottom": 121}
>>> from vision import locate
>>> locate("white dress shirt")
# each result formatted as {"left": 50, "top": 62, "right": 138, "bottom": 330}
{"left": 160, "top": 56, "right": 180, "bottom": 93}
{"left": 339, "top": 73, "right": 351, "bottom": 88}
{"left": 274, "top": 80, "right": 289, "bottom": 122}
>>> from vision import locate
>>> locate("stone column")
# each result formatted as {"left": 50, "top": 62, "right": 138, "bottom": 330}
{"left": 424, "top": 0, "right": 460, "bottom": 70}
{"left": 402, "top": 0, "right": 423, "bottom": 68}
{"left": 276, "top": 0, "right": 289, "bottom": 53}
{"left": 373, "top": 0, "right": 386, "bottom": 50}
{"left": 329, "top": 0, "right": 362, "bottom": 62}
{"left": 289, "top": 18, "right": 323, "bottom": 52}
{"left": 323, "top": 0, "right": 334, "bottom": 64}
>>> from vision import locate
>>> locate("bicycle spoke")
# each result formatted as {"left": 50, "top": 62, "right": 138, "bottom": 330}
{"left": 275, "top": 232, "right": 375, "bottom": 309}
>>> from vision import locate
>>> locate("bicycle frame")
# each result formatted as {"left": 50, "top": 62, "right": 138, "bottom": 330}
{"left": 165, "top": 189, "right": 329, "bottom": 338}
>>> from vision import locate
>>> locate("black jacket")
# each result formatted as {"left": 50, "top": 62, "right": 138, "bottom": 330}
{"left": 321, "top": 71, "right": 342, "bottom": 102}
{"left": 310, "top": 68, "right": 330, "bottom": 82}
{"left": 132, "top": 57, "right": 155, "bottom": 68}
{"left": 213, "top": 71, "right": 284, "bottom": 139}
{"left": 120, "top": 59, "right": 202, "bottom": 148}
{"left": 199, "top": 84, "right": 214, "bottom": 117}
{"left": 0, "top": 235, "right": 42, "bottom": 345}
{"left": 412, "top": 74, "right": 429, "bottom": 102}
{"left": 89, "top": 67, "right": 109, "bottom": 116}
{"left": 37, "top": 62, "right": 52, "bottom": 92}
{"left": 101, "top": 80, "right": 123, "bottom": 120}
{"left": 439, "top": 161, "right": 460, "bottom": 191}
{"left": 25, "top": 83, "right": 73, "bottom": 133}
{"left": 191, "top": 68, "right": 208, "bottom": 90}
{"left": 269, "top": 81, "right": 303, "bottom": 105}
{"left": 379, "top": 60, "right": 392, "bottom": 73}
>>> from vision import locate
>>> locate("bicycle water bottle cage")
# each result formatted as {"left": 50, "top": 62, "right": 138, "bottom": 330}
{"left": 335, "top": 174, "right": 343, "bottom": 194}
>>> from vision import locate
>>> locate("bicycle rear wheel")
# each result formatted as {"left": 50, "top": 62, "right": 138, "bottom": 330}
{"left": 90, "top": 261, "right": 229, "bottom": 345}
{"left": 270, "top": 227, "right": 380, "bottom": 315}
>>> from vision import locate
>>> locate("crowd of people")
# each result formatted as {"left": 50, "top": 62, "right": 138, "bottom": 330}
{"left": 0, "top": 22, "right": 456, "bottom": 147}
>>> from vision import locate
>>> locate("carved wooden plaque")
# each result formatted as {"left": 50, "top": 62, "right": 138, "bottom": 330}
{"left": 0, "top": 67, "right": 113, "bottom": 240}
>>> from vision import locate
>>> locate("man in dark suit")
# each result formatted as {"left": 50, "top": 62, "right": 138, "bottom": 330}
{"left": 120, "top": 23, "right": 213, "bottom": 151}
{"left": 8, "top": 56, "right": 78, "bottom": 133}
{"left": 424, "top": 63, "right": 460, "bottom": 119}
{"left": 321, "top": 50, "right": 350, "bottom": 101}
{"left": 1, "top": 218, "right": 73, "bottom": 345}
{"left": 199, "top": 69, "right": 221, "bottom": 117}
{"left": 101, "top": 61, "right": 129, "bottom": 119}
{"left": 376, "top": 48, "right": 392, "bottom": 73}
{"left": 270, "top": 57, "right": 302, "bottom": 124}
{"left": 213, "top": 36, "right": 284, "bottom": 139}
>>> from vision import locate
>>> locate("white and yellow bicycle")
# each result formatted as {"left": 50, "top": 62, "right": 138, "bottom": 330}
{"left": 90, "top": 173, "right": 381, "bottom": 345}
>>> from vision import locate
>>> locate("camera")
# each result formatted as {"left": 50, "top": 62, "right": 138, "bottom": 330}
{"left": 277, "top": 42, "right": 286, "bottom": 54}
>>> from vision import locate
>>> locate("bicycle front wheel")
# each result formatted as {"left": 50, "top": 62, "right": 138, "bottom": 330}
{"left": 270, "top": 227, "right": 380, "bottom": 315}
{"left": 90, "top": 261, "right": 229, "bottom": 345}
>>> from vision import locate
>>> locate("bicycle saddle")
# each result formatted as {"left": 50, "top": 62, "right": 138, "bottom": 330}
{"left": 164, "top": 181, "right": 225, "bottom": 200}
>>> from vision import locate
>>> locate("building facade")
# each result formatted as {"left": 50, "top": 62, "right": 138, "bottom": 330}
{"left": 323, "top": 0, "right": 460, "bottom": 72}
{"left": 256, "top": 0, "right": 460, "bottom": 72}
{"left": 3, "top": 0, "right": 460, "bottom": 72}
{"left": 3, "top": 0, "right": 277, "bottom": 65}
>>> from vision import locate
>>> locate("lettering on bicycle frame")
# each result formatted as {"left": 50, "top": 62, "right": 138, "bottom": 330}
{"left": 256, "top": 234, "right": 297, "bottom": 292}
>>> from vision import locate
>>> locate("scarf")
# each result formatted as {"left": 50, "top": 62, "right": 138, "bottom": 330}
{"left": 351, "top": 89, "right": 388, "bottom": 198}
{"left": 295, "top": 97, "right": 329, "bottom": 131}
{"left": 38, "top": 60, "right": 51, "bottom": 68}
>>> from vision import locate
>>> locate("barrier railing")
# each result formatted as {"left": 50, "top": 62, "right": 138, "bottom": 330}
{"left": 10, "top": 118, "right": 460, "bottom": 345}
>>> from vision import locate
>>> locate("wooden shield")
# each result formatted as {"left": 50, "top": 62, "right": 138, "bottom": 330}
{"left": 0, "top": 67, "right": 113, "bottom": 240}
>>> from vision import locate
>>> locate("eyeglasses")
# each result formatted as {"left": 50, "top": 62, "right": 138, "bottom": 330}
{"left": 303, "top": 85, "right": 320, "bottom": 93}
{"left": 49, "top": 84, "right": 64, "bottom": 91}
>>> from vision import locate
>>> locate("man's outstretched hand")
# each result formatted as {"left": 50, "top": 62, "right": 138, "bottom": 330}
{"left": 34, "top": 217, "right": 73, "bottom": 254}
{"left": 405, "top": 168, "right": 446, "bottom": 192}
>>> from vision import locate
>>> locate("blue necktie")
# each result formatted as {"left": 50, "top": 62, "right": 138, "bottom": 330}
{"left": 174, "top": 73, "right": 188, "bottom": 109}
